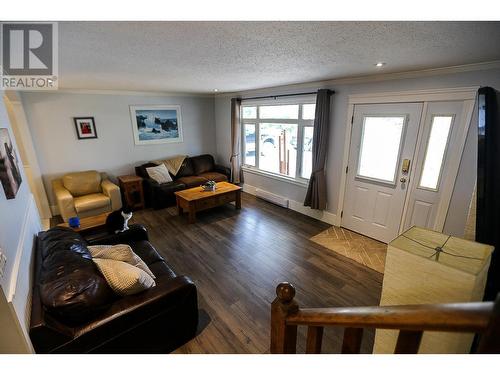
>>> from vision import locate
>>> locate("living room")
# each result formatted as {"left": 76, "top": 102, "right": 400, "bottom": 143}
{"left": 1, "top": 1, "right": 500, "bottom": 373}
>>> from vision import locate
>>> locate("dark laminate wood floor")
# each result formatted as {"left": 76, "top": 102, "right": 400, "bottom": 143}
{"left": 130, "top": 193, "right": 383, "bottom": 354}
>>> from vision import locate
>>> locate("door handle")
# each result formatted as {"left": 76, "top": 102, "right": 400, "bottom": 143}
{"left": 402, "top": 159, "right": 411, "bottom": 174}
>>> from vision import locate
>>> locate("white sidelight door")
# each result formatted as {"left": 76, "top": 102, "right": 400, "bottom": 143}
{"left": 342, "top": 103, "right": 423, "bottom": 243}
{"left": 402, "top": 101, "right": 468, "bottom": 232}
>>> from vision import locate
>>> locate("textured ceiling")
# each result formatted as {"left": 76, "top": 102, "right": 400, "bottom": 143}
{"left": 58, "top": 21, "right": 500, "bottom": 93}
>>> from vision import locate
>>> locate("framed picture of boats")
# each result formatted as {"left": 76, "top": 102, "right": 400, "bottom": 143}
{"left": 130, "top": 105, "right": 183, "bottom": 145}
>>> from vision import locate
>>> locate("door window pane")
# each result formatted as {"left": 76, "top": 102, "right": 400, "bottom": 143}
{"left": 242, "top": 106, "right": 257, "bottom": 119}
{"left": 302, "top": 104, "right": 316, "bottom": 120}
{"left": 301, "top": 126, "right": 314, "bottom": 178}
{"left": 259, "top": 123, "right": 297, "bottom": 177}
{"left": 419, "top": 116, "right": 453, "bottom": 190}
{"left": 244, "top": 124, "right": 256, "bottom": 166}
{"left": 259, "top": 105, "right": 298, "bottom": 119}
{"left": 357, "top": 116, "right": 405, "bottom": 183}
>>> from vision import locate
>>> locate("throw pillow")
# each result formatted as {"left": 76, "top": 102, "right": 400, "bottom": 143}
{"left": 146, "top": 163, "right": 173, "bottom": 184}
{"left": 92, "top": 258, "right": 156, "bottom": 296}
{"left": 88, "top": 244, "right": 156, "bottom": 279}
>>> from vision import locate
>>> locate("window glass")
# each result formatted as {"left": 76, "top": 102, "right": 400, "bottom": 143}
{"left": 301, "top": 127, "right": 314, "bottom": 178}
{"left": 357, "top": 116, "right": 405, "bottom": 183}
{"left": 241, "top": 99, "right": 315, "bottom": 180}
{"left": 244, "top": 124, "right": 256, "bottom": 166}
{"left": 259, "top": 123, "right": 297, "bottom": 177}
{"left": 242, "top": 106, "right": 257, "bottom": 119}
{"left": 302, "top": 104, "right": 316, "bottom": 120}
{"left": 419, "top": 116, "right": 453, "bottom": 190}
{"left": 259, "top": 105, "right": 298, "bottom": 119}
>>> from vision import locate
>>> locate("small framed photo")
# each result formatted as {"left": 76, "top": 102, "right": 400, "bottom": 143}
{"left": 74, "top": 117, "right": 97, "bottom": 139}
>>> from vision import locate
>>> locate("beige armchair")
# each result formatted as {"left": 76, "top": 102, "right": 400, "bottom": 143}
{"left": 52, "top": 170, "right": 122, "bottom": 222}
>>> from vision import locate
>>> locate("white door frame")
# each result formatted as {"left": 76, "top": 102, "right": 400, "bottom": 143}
{"left": 336, "top": 86, "right": 478, "bottom": 234}
{"left": 3, "top": 91, "right": 52, "bottom": 222}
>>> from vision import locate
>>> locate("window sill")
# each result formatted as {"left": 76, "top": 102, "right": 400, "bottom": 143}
{"left": 241, "top": 166, "right": 309, "bottom": 188}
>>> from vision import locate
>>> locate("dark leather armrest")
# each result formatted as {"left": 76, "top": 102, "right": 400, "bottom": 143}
{"left": 85, "top": 224, "right": 149, "bottom": 245}
{"left": 214, "top": 164, "right": 231, "bottom": 179}
{"left": 141, "top": 178, "right": 159, "bottom": 209}
{"left": 143, "top": 177, "right": 160, "bottom": 189}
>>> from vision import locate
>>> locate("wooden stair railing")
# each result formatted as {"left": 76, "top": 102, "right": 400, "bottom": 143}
{"left": 270, "top": 282, "right": 500, "bottom": 354}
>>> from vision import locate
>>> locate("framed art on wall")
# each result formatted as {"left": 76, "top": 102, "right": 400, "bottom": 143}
{"left": 74, "top": 117, "right": 98, "bottom": 139}
{"left": 0, "top": 128, "right": 22, "bottom": 199}
{"left": 130, "top": 105, "right": 183, "bottom": 145}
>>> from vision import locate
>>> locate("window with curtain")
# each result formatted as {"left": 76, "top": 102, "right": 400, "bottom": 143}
{"left": 241, "top": 98, "right": 316, "bottom": 182}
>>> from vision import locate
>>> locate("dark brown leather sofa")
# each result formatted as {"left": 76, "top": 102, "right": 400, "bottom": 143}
{"left": 29, "top": 225, "right": 198, "bottom": 353}
{"left": 136, "top": 154, "right": 231, "bottom": 209}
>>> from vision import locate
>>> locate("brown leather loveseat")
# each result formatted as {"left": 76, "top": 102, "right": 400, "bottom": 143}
{"left": 136, "top": 154, "right": 231, "bottom": 209}
{"left": 30, "top": 225, "right": 198, "bottom": 353}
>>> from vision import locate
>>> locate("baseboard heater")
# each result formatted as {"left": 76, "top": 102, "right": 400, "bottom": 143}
{"left": 255, "top": 188, "right": 289, "bottom": 208}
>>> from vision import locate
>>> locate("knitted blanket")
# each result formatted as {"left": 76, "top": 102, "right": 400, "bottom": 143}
{"left": 153, "top": 155, "right": 187, "bottom": 176}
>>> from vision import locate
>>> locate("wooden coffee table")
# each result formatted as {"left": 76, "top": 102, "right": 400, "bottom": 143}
{"left": 57, "top": 212, "right": 110, "bottom": 233}
{"left": 174, "top": 181, "right": 242, "bottom": 223}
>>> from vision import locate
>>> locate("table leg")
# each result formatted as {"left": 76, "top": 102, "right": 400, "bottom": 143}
{"left": 188, "top": 202, "right": 196, "bottom": 224}
{"left": 176, "top": 197, "right": 183, "bottom": 216}
{"left": 235, "top": 190, "right": 241, "bottom": 210}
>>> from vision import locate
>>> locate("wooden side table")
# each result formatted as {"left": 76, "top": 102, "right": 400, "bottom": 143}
{"left": 118, "top": 175, "right": 145, "bottom": 210}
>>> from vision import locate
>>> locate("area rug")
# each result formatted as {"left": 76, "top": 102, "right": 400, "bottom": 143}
{"left": 310, "top": 226, "right": 387, "bottom": 273}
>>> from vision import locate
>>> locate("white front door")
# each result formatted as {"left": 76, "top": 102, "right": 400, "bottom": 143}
{"left": 342, "top": 103, "right": 423, "bottom": 243}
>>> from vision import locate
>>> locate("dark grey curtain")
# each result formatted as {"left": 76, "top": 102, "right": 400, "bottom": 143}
{"left": 476, "top": 87, "right": 500, "bottom": 301}
{"left": 230, "top": 98, "right": 243, "bottom": 184}
{"left": 304, "top": 89, "right": 332, "bottom": 210}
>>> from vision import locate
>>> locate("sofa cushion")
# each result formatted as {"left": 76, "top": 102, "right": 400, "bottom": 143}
{"left": 146, "top": 164, "right": 173, "bottom": 184}
{"left": 39, "top": 226, "right": 90, "bottom": 260}
{"left": 92, "top": 258, "right": 156, "bottom": 296}
{"left": 37, "top": 227, "right": 115, "bottom": 325}
{"left": 63, "top": 170, "right": 102, "bottom": 197}
{"left": 74, "top": 193, "right": 110, "bottom": 213}
{"left": 175, "top": 158, "right": 195, "bottom": 177}
{"left": 136, "top": 162, "right": 158, "bottom": 179}
{"left": 197, "top": 172, "right": 228, "bottom": 183}
{"left": 176, "top": 176, "right": 207, "bottom": 188}
{"left": 158, "top": 181, "right": 186, "bottom": 192}
{"left": 191, "top": 154, "right": 215, "bottom": 175}
{"left": 88, "top": 244, "right": 156, "bottom": 279}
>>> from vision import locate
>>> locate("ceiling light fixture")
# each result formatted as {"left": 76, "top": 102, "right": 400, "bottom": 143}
{"left": 213, "top": 89, "right": 219, "bottom": 92}
{"left": 375, "top": 62, "right": 386, "bottom": 67}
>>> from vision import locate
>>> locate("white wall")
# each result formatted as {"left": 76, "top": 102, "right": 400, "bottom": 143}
{"left": 21, "top": 91, "right": 216, "bottom": 208}
{"left": 214, "top": 68, "right": 500, "bottom": 237}
{"left": 0, "top": 93, "right": 39, "bottom": 353}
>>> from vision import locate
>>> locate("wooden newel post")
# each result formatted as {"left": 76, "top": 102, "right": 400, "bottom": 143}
{"left": 270, "top": 282, "right": 299, "bottom": 353}
{"left": 477, "top": 294, "right": 500, "bottom": 353}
